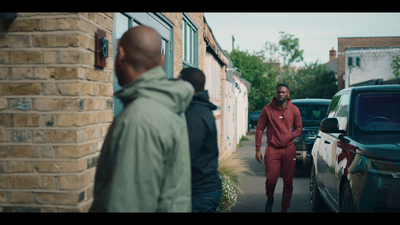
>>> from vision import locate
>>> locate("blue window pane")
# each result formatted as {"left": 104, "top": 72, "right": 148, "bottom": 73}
{"left": 186, "top": 24, "right": 190, "bottom": 63}
{"left": 356, "top": 92, "right": 400, "bottom": 131}
{"left": 182, "top": 21, "right": 186, "bottom": 61}
{"left": 115, "top": 13, "right": 129, "bottom": 46}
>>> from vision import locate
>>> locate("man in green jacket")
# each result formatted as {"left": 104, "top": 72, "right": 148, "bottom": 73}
{"left": 89, "top": 26, "right": 194, "bottom": 212}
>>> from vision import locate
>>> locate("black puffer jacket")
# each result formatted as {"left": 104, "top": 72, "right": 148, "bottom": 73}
{"left": 185, "top": 90, "right": 222, "bottom": 195}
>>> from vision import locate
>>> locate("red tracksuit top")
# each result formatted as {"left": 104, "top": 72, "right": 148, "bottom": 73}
{"left": 255, "top": 97, "right": 302, "bottom": 151}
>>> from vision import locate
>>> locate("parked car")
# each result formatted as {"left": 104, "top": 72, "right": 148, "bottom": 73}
{"left": 309, "top": 85, "right": 400, "bottom": 212}
{"left": 291, "top": 99, "right": 331, "bottom": 170}
{"left": 248, "top": 111, "right": 261, "bottom": 128}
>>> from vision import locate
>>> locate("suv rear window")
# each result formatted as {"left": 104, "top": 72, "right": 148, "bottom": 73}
{"left": 355, "top": 92, "right": 400, "bottom": 131}
{"left": 295, "top": 104, "right": 329, "bottom": 122}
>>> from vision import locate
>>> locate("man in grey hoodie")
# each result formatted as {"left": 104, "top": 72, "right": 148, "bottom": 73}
{"left": 90, "top": 26, "right": 194, "bottom": 212}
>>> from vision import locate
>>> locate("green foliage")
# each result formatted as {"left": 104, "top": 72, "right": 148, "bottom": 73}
{"left": 391, "top": 55, "right": 400, "bottom": 79}
{"left": 240, "top": 135, "right": 249, "bottom": 141}
{"left": 260, "top": 32, "right": 304, "bottom": 66}
{"left": 228, "top": 48, "right": 277, "bottom": 111}
{"left": 278, "top": 60, "right": 337, "bottom": 100}
{"left": 261, "top": 41, "right": 279, "bottom": 62}
{"left": 278, "top": 31, "right": 304, "bottom": 65}
{"left": 236, "top": 135, "right": 249, "bottom": 148}
{"left": 229, "top": 32, "right": 337, "bottom": 111}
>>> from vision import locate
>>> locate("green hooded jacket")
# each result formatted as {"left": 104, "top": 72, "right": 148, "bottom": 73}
{"left": 90, "top": 66, "right": 194, "bottom": 212}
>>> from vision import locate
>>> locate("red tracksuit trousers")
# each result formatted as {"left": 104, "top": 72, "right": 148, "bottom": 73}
{"left": 264, "top": 143, "right": 296, "bottom": 211}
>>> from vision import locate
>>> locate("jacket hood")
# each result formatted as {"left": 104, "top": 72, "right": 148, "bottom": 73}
{"left": 191, "top": 90, "right": 217, "bottom": 110}
{"left": 270, "top": 97, "right": 293, "bottom": 110}
{"left": 114, "top": 66, "right": 194, "bottom": 114}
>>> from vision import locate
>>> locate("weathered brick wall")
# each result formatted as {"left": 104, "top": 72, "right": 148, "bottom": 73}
{"left": 337, "top": 37, "right": 400, "bottom": 90}
{"left": 0, "top": 13, "right": 114, "bottom": 212}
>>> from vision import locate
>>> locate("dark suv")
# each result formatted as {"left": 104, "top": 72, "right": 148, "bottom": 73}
{"left": 291, "top": 99, "right": 331, "bottom": 170}
{"left": 309, "top": 85, "right": 400, "bottom": 212}
{"left": 248, "top": 111, "right": 261, "bottom": 129}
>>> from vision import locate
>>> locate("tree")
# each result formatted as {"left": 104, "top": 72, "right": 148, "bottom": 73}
{"left": 283, "top": 60, "right": 337, "bottom": 99}
{"left": 229, "top": 34, "right": 336, "bottom": 111}
{"left": 260, "top": 41, "right": 279, "bottom": 62}
{"left": 278, "top": 31, "right": 304, "bottom": 66}
{"left": 228, "top": 47, "right": 277, "bottom": 111}
{"left": 259, "top": 32, "right": 304, "bottom": 66}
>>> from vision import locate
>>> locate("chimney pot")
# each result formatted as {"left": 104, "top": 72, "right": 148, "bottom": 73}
{"left": 329, "top": 47, "right": 337, "bottom": 61}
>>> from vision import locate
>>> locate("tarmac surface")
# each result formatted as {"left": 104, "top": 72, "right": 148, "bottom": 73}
{"left": 229, "top": 129, "right": 331, "bottom": 213}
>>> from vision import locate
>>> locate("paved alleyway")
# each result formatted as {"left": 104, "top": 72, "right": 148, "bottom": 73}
{"left": 229, "top": 129, "right": 330, "bottom": 213}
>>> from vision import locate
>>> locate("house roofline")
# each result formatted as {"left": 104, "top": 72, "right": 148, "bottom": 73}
{"left": 338, "top": 36, "right": 400, "bottom": 39}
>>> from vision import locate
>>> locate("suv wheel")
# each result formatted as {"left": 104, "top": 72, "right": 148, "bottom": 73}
{"left": 309, "top": 163, "right": 324, "bottom": 211}
{"left": 340, "top": 181, "right": 355, "bottom": 212}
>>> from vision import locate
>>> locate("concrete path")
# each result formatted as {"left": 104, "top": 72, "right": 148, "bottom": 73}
{"left": 229, "top": 129, "right": 330, "bottom": 213}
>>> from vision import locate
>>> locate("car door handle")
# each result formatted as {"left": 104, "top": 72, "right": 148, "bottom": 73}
{"left": 316, "top": 135, "right": 321, "bottom": 139}
{"left": 324, "top": 140, "right": 330, "bottom": 144}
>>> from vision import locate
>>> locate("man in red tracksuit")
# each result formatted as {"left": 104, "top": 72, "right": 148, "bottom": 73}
{"left": 255, "top": 83, "right": 302, "bottom": 212}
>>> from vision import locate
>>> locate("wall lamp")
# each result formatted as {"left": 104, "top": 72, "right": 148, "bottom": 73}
{"left": 95, "top": 28, "right": 108, "bottom": 68}
{"left": 226, "top": 67, "right": 242, "bottom": 77}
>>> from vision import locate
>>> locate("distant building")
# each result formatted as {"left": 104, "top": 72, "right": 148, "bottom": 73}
{"left": 323, "top": 47, "right": 338, "bottom": 83}
{"left": 337, "top": 36, "right": 400, "bottom": 90}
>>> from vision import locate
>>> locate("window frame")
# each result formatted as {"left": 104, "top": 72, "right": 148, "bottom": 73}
{"left": 353, "top": 91, "right": 400, "bottom": 135}
{"left": 112, "top": 13, "right": 174, "bottom": 117}
{"left": 327, "top": 92, "right": 350, "bottom": 132}
{"left": 182, "top": 13, "right": 198, "bottom": 68}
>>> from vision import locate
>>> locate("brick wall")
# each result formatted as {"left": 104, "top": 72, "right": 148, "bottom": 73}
{"left": 0, "top": 13, "right": 114, "bottom": 212}
{"left": 337, "top": 37, "right": 400, "bottom": 90}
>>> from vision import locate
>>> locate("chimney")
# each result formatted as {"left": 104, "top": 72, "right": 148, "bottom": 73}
{"left": 329, "top": 47, "right": 337, "bottom": 61}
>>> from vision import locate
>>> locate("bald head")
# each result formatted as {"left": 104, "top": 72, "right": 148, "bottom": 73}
{"left": 119, "top": 26, "right": 163, "bottom": 71}
{"left": 115, "top": 26, "right": 165, "bottom": 86}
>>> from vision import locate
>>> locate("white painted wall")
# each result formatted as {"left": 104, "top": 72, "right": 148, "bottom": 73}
{"left": 344, "top": 48, "right": 400, "bottom": 88}
{"left": 205, "top": 52, "right": 221, "bottom": 100}
{"left": 224, "top": 79, "right": 235, "bottom": 153}
{"left": 234, "top": 75, "right": 249, "bottom": 145}
{"left": 205, "top": 52, "right": 249, "bottom": 154}
{"left": 205, "top": 52, "right": 222, "bottom": 150}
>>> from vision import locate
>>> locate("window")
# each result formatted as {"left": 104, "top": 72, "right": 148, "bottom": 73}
{"left": 182, "top": 13, "right": 198, "bottom": 68}
{"left": 113, "top": 13, "right": 174, "bottom": 117}
{"left": 327, "top": 93, "right": 350, "bottom": 131}
{"left": 113, "top": 13, "right": 132, "bottom": 118}
{"left": 295, "top": 104, "right": 329, "bottom": 121}
{"left": 355, "top": 92, "right": 400, "bottom": 132}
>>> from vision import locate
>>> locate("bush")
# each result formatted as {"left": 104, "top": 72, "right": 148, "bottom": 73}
{"left": 217, "top": 150, "right": 251, "bottom": 212}
{"left": 218, "top": 174, "right": 238, "bottom": 212}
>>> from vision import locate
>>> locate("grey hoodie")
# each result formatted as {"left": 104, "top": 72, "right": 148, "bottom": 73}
{"left": 90, "top": 66, "right": 194, "bottom": 212}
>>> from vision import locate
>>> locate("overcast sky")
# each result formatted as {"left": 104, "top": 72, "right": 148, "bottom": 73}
{"left": 203, "top": 13, "right": 400, "bottom": 67}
